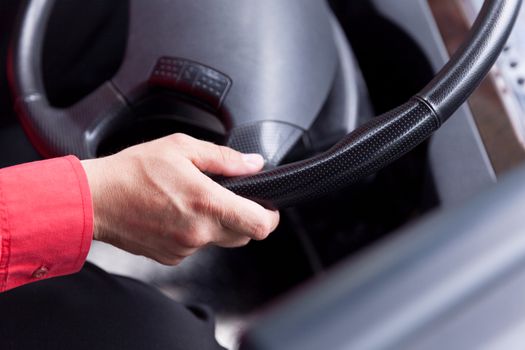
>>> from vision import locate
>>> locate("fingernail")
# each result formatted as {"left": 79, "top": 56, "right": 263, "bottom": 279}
{"left": 242, "top": 153, "right": 264, "bottom": 168}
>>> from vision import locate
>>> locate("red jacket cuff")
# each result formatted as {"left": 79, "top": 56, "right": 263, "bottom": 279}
{"left": 0, "top": 156, "right": 94, "bottom": 292}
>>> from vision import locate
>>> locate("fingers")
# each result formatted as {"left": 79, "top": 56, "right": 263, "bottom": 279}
{"left": 168, "top": 133, "right": 280, "bottom": 241}
{"left": 195, "top": 175, "right": 280, "bottom": 242}
{"left": 168, "top": 133, "right": 265, "bottom": 176}
{"left": 213, "top": 230, "right": 252, "bottom": 248}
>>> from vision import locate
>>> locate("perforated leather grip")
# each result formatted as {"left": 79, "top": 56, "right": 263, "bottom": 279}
{"left": 219, "top": 99, "right": 439, "bottom": 209}
{"left": 219, "top": 0, "right": 521, "bottom": 209}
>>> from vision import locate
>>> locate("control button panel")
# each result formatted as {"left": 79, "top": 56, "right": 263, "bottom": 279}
{"left": 150, "top": 57, "right": 232, "bottom": 110}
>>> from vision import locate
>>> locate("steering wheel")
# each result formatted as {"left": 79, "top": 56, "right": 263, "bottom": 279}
{"left": 9, "top": 0, "right": 522, "bottom": 209}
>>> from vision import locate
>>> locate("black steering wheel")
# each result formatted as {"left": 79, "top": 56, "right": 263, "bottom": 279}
{"left": 9, "top": 0, "right": 522, "bottom": 209}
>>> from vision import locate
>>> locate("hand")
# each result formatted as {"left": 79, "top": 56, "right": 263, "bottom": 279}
{"left": 81, "top": 134, "right": 280, "bottom": 265}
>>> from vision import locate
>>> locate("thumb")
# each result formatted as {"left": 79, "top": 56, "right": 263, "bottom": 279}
{"left": 180, "top": 136, "right": 265, "bottom": 176}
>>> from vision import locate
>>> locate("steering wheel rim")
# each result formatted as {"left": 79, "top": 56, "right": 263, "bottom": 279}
{"left": 9, "top": 0, "right": 523, "bottom": 209}
{"left": 221, "top": 0, "right": 523, "bottom": 208}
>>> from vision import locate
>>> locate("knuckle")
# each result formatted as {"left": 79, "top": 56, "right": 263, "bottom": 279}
{"left": 180, "top": 233, "right": 207, "bottom": 249}
{"left": 192, "top": 190, "right": 225, "bottom": 221}
{"left": 216, "top": 145, "right": 239, "bottom": 164}
{"left": 193, "top": 190, "right": 217, "bottom": 214}
{"left": 251, "top": 221, "right": 271, "bottom": 241}
{"left": 216, "top": 145, "right": 229, "bottom": 164}
{"left": 170, "top": 133, "right": 192, "bottom": 146}
{"left": 179, "top": 226, "right": 209, "bottom": 249}
{"left": 219, "top": 207, "right": 237, "bottom": 228}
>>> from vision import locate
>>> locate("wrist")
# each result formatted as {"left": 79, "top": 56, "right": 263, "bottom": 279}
{"left": 80, "top": 158, "right": 107, "bottom": 242}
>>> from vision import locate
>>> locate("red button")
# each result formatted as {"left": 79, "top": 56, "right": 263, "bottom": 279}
{"left": 32, "top": 266, "right": 49, "bottom": 279}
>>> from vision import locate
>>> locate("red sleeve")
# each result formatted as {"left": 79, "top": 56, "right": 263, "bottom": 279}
{"left": 0, "top": 156, "right": 94, "bottom": 292}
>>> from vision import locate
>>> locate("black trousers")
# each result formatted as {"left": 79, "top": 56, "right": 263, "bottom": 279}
{"left": 0, "top": 263, "right": 226, "bottom": 350}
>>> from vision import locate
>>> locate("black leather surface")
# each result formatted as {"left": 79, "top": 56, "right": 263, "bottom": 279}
{"left": 226, "top": 122, "right": 304, "bottom": 168}
{"left": 220, "top": 0, "right": 521, "bottom": 209}
{"left": 220, "top": 99, "right": 439, "bottom": 209}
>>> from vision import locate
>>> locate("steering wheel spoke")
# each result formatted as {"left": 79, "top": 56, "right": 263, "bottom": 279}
{"left": 15, "top": 81, "right": 129, "bottom": 159}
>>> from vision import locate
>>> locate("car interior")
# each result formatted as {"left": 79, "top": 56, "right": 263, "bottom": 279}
{"left": 1, "top": 0, "right": 525, "bottom": 349}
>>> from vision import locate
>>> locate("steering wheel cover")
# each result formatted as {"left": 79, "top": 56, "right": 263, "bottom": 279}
{"left": 221, "top": 0, "right": 522, "bottom": 209}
